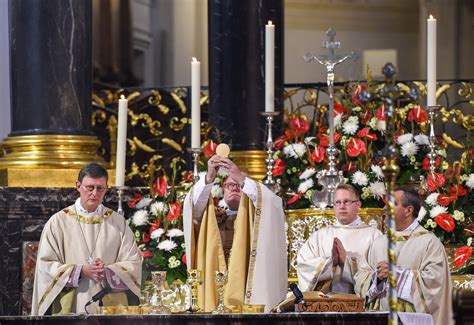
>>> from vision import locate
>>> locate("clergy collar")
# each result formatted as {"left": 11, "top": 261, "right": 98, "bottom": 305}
{"left": 75, "top": 198, "right": 103, "bottom": 215}
{"left": 226, "top": 210, "right": 238, "bottom": 216}
{"left": 335, "top": 216, "right": 362, "bottom": 227}
{"left": 396, "top": 219, "right": 419, "bottom": 237}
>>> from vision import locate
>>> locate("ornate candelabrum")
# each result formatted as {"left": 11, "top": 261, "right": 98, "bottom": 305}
{"left": 186, "top": 269, "right": 202, "bottom": 312}
{"left": 149, "top": 271, "right": 171, "bottom": 314}
{"left": 260, "top": 111, "right": 280, "bottom": 189}
{"left": 426, "top": 105, "right": 441, "bottom": 172}
{"left": 187, "top": 148, "right": 203, "bottom": 184}
{"left": 212, "top": 271, "right": 231, "bottom": 314}
{"left": 304, "top": 28, "right": 358, "bottom": 207}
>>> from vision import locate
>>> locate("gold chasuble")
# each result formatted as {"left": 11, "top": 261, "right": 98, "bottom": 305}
{"left": 184, "top": 181, "right": 287, "bottom": 312}
{"left": 31, "top": 205, "right": 142, "bottom": 315}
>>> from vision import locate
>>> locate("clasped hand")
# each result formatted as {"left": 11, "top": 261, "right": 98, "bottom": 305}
{"left": 376, "top": 261, "right": 389, "bottom": 281}
{"left": 206, "top": 156, "right": 245, "bottom": 185}
{"left": 81, "top": 258, "right": 105, "bottom": 283}
{"left": 331, "top": 238, "right": 346, "bottom": 267}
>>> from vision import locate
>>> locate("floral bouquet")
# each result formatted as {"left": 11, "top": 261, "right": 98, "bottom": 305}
{"left": 128, "top": 163, "right": 187, "bottom": 285}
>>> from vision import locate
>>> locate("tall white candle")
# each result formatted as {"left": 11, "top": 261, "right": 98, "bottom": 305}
{"left": 265, "top": 21, "right": 275, "bottom": 112}
{"left": 115, "top": 95, "right": 128, "bottom": 187}
{"left": 191, "top": 57, "right": 201, "bottom": 148}
{"left": 427, "top": 15, "right": 437, "bottom": 107}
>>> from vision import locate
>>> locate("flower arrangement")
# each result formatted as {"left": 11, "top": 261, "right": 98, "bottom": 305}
{"left": 128, "top": 162, "right": 187, "bottom": 284}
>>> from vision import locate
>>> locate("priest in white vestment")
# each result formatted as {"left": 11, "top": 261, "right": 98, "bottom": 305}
{"left": 183, "top": 155, "right": 287, "bottom": 312}
{"left": 354, "top": 186, "right": 453, "bottom": 325}
{"left": 31, "top": 163, "right": 142, "bottom": 315}
{"left": 297, "top": 184, "right": 382, "bottom": 293}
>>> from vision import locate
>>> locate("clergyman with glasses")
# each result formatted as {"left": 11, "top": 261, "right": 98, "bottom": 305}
{"left": 296, "top": 184, "right": 382, "bottom": 294}
{"left": 32, "top": 163, "right": 142, "bottom": 315}
{"left": 183, "top": 154, "right": 287, "bottom": 312}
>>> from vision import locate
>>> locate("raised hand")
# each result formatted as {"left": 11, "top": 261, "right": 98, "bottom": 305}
{"left": 219, "top": 158, "right": 246, "bottom": 184}
{"left": 334, "top": 238, "right": 347, "bottom": 267}
{"left": 206, "top": 155, "right": 225, "bottom": 184}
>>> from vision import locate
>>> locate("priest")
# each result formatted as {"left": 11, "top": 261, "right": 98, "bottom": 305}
{"left": 183, "top": 151, "right": 287, "bottom": 312}
{"left": 31, "top": 163, "right": 142, "bottom": 315}
{"left": 297, "top": 184, "right": 382, "bottom": 293}
{"left": 354, "top": 186, "right": 453, "bottom": 325}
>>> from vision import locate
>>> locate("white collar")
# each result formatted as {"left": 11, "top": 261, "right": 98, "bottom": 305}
{"left": 335, "top": 216, "right": 363, "bottom": 227}
{"left": 397, "top": 219, "right": 419, "bottom": 236}
{"left": 75, "top": 198, "right": 103, "bottom": 215}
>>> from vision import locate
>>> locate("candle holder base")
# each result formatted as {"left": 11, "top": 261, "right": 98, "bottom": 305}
{"left": 187, "top": 148, "right": 203, "bottom": 184}
{"left": 260, "top": 111, "right": 280, "bottom": 190}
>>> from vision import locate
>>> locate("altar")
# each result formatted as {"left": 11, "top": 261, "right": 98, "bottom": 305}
{"left": 0, "top": 312, "right": 389, "bottom": 325}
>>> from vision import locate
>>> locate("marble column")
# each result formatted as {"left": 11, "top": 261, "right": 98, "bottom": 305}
{"left": 9, "top": 0, "right": 92, "bottom": 136}
{"left": 208, "top": 0, "right": 284, "bottom": 151}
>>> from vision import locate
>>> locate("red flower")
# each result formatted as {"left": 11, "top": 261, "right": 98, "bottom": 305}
{"left": 341, "top": 162, "right": 357, "bottom": 173}
{"left": 422, "top": 156, "right": 440, "bottom": 170}
{"left": 181, "top": 253, "right": 187, "bottom": 265}
{"left": 274, "top": 135, "right": 288, "bottom": 150}
{"left": 289, "top": 116, "right": 310, "bottom": 136}
{"left": 319, "top": 133, "right": 340, "bottom": 147}
{"left": 334, "top": 103, "right": 345, "bottom": 116}
{"left": 454, "top": 246, "right": 472, "bottom": 268}
{"left": 166, "top": 203, "right": 181, "bottom": 221}
{"left": 352, "top": 85, "right": 366, "bottom": 106}
{"left": 149, "top": 219, "right": 161, "bottom": 235}
{"left": 357, "top": 127, "right": 377, "bottom": 141}
{"left": 361, "top": 110, "right": 372, "bottom": 125}
{"left": 182, "top": 171, "right": 194, "bottom": 183}
{"left": 375, "top": 104, "right": 387, "bottom": 121}
{"left": 436, "top": 194, "right": 456, "bottom": 207}
{"left": 141, "top": 250, "right": 153, "bottom": 258}
{"left": 407, "top": 106, "right": 428, "bottom": 123}
{"left": 434, "top": 213, "right": 455, "bottom": 231}
{"left": 142, "top": 232, "right": 150, "bottom": 243}
{"left": 153, "top": 176, "right": 168, "bottom": 197}
{"left": 273, "top": 159, "right": 286, "bottom": 177}
{"left": 450, "top": 184, "right": 467, "bottom": 197}
{"left": 287, "top": 192, "right": 303, "bottom": 205}
{"left": 128, "top": 193, "right": 143, "bottom": 209}
{"left": 427, "top": 172, "right": 446, "bottom": 192}
{"left": 346, "top": 138, "right": 367, "bottom": 157}
{"left": 203, "top": 140, "right": 218, "bottom": 158}
{"left": 311, "top": 145, "right": 326, "bottom": 163}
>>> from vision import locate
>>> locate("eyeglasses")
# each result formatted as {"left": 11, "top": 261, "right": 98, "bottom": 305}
{"left": 81, "top": 184, "right": 107, "bottom": 193}
{"left": 223, "top": 183, "right": 240, "bottom": 191}
{"left": 334, "top": 199, "right": 359, "bottom": 207}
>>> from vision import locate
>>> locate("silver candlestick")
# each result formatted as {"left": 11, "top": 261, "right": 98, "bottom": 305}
{"left": 304, "top": 28, "right": 357, "bottom": 206}
{"left": 260, "top": 111, "right": 280, "bottom": 188}
{"left": 117, "top": 186, "right": 124, "bottom": 215}
{"left": 187, "top": 148, "right": 203, "bottom": 184}
{"left": 426, "top": 105, "right": 441, "bottom": 172}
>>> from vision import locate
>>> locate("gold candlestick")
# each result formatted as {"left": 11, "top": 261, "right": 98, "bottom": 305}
{"left": 212, "top": 271, "right": 231, "bottom": 314}
{"left": 186, "top": 269, "right": 202, "bottom": 312}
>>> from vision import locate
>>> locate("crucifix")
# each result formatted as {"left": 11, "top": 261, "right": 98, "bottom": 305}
{"left": 304, "top": 28, "right": 358, "bottom": 207}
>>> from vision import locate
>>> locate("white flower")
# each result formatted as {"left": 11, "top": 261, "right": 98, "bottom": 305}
{"left": 401, "top": 141, "right": 419, "bottom": 157}
{"left": 375, "top": 120, "right": 386, "bottom": 132}
{"left": 299, "top": 168, "right": 316, "bottom": 180}
{"left": 342, "top": 116, "right": 359, "bottom": 135}
{"left": 370, "top": 165, "right": 384, "bottom": 180}
{"left": 436, "top": 149, "right": 447, "bottom": 158}
{"left": 283, "top": 143, "right": 306, "bottom": 158}
{"left": 167, "top": 229, "right": 184, "bottom": 237}
{"left": 304, "top": 137, "right": 316, "bottom": 145}
{"left": 429, "top": 205, "right": 447, "bottom": 218}
{"left": 369, "top": 182, "right": 386, "bottom": 199}
{"left": 368, "top": 117, "right": 377, "bottom": 129}
{"left": 334, "top": 114, "right": 342, "bottom": 129}
{"left": 425, "top": 193, "right": 439, "bottom": 206}
{"left": 297, "top": 178, "right": 314, "bottom": 194}
{"left": 466, "top": 173, "right": 474, "bottom": 190}
{"left": 218, "top": 199, "right": 228, "bottom": 210}
{"left": 397, "top": 133, "right": 414, "bottom": 145}
{"left": 131, "top": 210, "right": 148, "bottom": 226}
{"left": 351, "top": 171, "right": 369, "bottom": 186}
{"left": 417, "top": 206, "right": 427, "bottom": 221}
{"left": 157, "top": 239, "right": 177, "bottom": 251}
{"left": 136, "top": 198, "right": 152, "bottom": 209}
{"left": 414, "top": 134, "right": 430, "bottom": 146}
{"left": 211, "top": 184, "right": 223, "bottom": 199}
{"left": 168, "top": 256, "right": 181, "bottom": 268}
{"left": 150, "top": 228, "right": 165, "bottom": 240}
{"left": 150, "top": 202, "right": 166, "bottom": 215}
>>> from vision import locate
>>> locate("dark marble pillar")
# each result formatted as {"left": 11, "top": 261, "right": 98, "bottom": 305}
{"left": 8, "top": 0, "right": 92, "bottom": 136}
{"left": 208, "top": 0, "right": 284, "bottom": 150}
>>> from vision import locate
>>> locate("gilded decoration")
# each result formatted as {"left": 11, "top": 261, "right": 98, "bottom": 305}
{"left": 92, "top": 87, "right": 209, "bottom": 185}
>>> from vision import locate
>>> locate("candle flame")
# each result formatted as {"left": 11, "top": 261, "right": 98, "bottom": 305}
{"left": 268, "top": 20, "right": 273, "bottom": 25}
{"left": 120, "top": 95, "right": 125, "bottom": 100}
{"left": 192, "top": 57, "right": 198, "bottom": 62}
{"left": 429, "top": 14, "right": 434, "bottom": 19}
